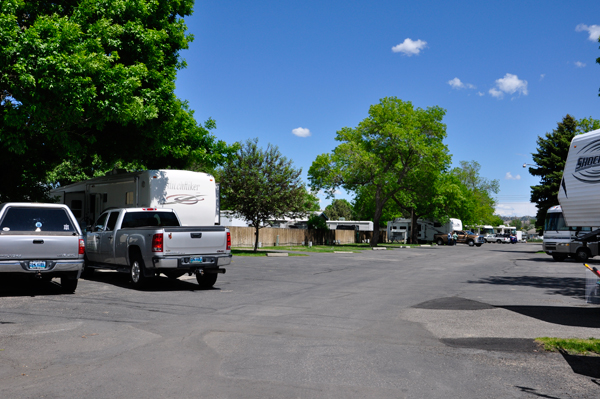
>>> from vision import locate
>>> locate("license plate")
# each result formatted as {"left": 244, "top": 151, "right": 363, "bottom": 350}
{"left": 29, "top": 260, "right": 47, "bottom": 270}
{"left": 190, "top": 257, "right": 203, "bottom": 264}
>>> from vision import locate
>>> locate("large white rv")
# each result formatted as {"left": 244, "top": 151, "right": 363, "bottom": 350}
{"left": 542, "top": 205, "right": 594, "bottom": 261}
{"left": 51, "top": 170, "right": 220, "bottom": 228}
{"left": 386, "top": 218, "right": 462, "bottom": 243}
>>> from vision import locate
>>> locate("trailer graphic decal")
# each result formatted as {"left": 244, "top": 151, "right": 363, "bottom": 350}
{"left": 163, "top": 194, "right": 206, "bottom": 205}
{"left": 572, "top": 137, "right": 600, "bottom": 184}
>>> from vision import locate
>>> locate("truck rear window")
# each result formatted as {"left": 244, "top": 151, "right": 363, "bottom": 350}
{"left": 121, "top": 212, "right": 180, "bottom": 228}
{"left": 0, "top": 207, "right": 76, "bottom": 232}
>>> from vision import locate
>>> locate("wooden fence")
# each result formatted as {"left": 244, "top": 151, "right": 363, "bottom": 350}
{"left": 229, "top": 226, "right": 386, "bottom": 247}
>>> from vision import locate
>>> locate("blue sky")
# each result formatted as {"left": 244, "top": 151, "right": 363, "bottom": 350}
{"left": 174, "top": 0, "right": 600, "bottom": 217}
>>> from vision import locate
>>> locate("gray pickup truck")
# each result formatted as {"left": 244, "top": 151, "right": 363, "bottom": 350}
{"left": 85, "top": 208, "right": 231, "bottom": 288}
{"left": 0, "top": 203, "right": 85, "bottom": 293}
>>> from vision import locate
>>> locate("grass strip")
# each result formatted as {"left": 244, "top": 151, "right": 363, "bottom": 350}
{"left": 231, "top": 249, "right": 306, "bottom": 257}
{"left": 535, "top": 337, "right": 600, "bottom": 356}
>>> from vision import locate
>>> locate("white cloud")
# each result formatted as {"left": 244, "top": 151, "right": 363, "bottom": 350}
{"left": 292, "top": 127, "right": 311, "bottom": 137}
{"left": 575, "top": 61, "right": 586, "bottom": 68}
{"left": 576, "top": 23, "right": 600, "bottom": 41}
{"left": 505, "top": 172, "right": 521, "bottom": 180}
{"left": 488, "top": 73, "right": 528, "bottom": 99}
{"left": 392, "top": 38, "right": 427, "bottom": 56}
{"left": 477, "top": 91, "right": 485, "bottom": 96}
{"left": 540, "top": 74, "right": 545, "bottom": 80}
{"left": 448, "top": 77, "right": 476, "bottom": 90}
{"left": 495, "top": 202, "right": 537, "bottom": 217}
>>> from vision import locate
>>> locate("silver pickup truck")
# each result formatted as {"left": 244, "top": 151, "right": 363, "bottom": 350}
{"left": 85, "top": 208, "right": 231, "bottom": 288}
{"left": 0, "top": 203, "right": 85, "bottom": 293}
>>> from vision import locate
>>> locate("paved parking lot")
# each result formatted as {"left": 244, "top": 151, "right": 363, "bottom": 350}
{"left": 1, "top": 243, "right": 599, "bottom": 398}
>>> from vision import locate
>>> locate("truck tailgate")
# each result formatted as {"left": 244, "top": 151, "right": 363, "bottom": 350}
{"left": 163, "top": 228, "right": 227, "bottom": 255}
{"left": 3, "top": 234, "right": 82, "bottom": 259}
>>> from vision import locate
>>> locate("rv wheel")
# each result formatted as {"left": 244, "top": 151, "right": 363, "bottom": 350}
{"left": 575, "top": 249, "right": 590, "bottom": 262}
{"left": 436, "top": 238, "right": 444, "bottom": 246}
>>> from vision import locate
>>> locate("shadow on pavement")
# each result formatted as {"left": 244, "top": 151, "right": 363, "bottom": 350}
{"left": 468, "top": 275, "right": 586, "bottom": 299}
{"left": 83, "top": 270, "right": 218, "bottom": 292}
{"left": 515, "top": 386, "right": 562, "bottom": 399}
{"left": 560, "top": 350, "right": 600, "bottom": 378}
{"left": 498, "top": 305, "right": 600, "bottom": 328}
{"left": 0, "top": 276, "right": 66, "bottom": 297}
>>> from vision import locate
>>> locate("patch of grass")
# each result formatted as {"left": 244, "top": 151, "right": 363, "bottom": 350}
{"left": 231, "top": 249, "right": 306, "bottom": 257}
{"left": 535, "top": 337, "right": 600, "bottom": 356}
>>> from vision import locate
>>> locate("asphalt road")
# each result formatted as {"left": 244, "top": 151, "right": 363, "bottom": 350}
{"left": 1, "top": 243, "right": 599, "bottom": 398}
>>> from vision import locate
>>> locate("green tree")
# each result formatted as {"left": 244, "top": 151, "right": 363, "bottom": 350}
{"left": 309, "top": 97, "right": 450, "bottom": 246}
{"left": 509, "top": 218, "right": 522, "bottom": 230}
{"left": 307, "top": 214, "right": 328, "bottom": 230}
{"left": 324, "top": 199, "right": 355, "bottom": 221}
{"left": 221, "top": 138, "right": 308, "bottom": 252}
{"left": 0, "top": 0, "right": 232, "bottom": 201}
{"left": 450, "top": 160, "right": 500, "bottom": 225}
{"left": 528, "top": 115, "right": 598, "bottom": 229}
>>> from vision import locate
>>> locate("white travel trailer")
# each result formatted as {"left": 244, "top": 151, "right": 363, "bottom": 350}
{"left": 51, "top": 170, "right": 220, "bottom": 228}
{"left": 386, "top": 218, "right": 462, "bottom": 243}
{"left": 326, "top": 220, "right": 373, "bottom": 231}
{"left": 558, "top": 128, "right": 600, "bottom": 227}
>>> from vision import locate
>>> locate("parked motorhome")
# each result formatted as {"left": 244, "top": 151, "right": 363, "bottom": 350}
{"left": 542, "top": 205, "right": 595, "bottom": 261}
{"left": 51, "top": 170, "right": 220, "bottom": 229}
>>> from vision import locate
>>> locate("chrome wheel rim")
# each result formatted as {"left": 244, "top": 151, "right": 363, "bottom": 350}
{"left": 131, "top": 261, "right": 141, "bottom": 283}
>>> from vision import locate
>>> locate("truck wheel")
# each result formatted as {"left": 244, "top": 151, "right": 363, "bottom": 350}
{"left": 61, "top": 276, "right": 78, "bottom": 294}
{"left": 496, "top": 239, "right": 502, "bottom": 244}
{"left": 196, "top": 272, "right": 217, "bottom": 289}
{"left": 130, "top": 255, "right": 147, "bottom": 288}
{"left": 436, "top": 238, "right": 444, "bottom": 246}
{"left": 552, "top": 254, "right": 567, "bottom": 261}
{"left": 81, "top": 255, "right": 94, "bottom": 278}
{"left": 575, "top": 249, "right": 590, "bottom": 262}
{"left": 467, "top": 239, "right": 474, "bottom": 246}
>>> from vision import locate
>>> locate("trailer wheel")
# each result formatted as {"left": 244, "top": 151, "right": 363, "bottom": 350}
{"left": 575, "top": 249, "right": 590, "bottom": 262}
{"left": 551, "top": 254, "right": 567, "bottom": 261}
{"left": 129, "top": 255, "right": 147, "bottom": 288}
{"left": 436, "top": 238, "right": 444, "bottom": 246}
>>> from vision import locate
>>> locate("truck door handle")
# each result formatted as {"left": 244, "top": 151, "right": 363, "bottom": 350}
{"left": 33, "top": 240, "right": 44, "bottom": 244}
{"left": 108, "top": 236, "right": 113, "bottom": 241}
{"left": 191, "top": 233, "right": 202, "bottom": 239}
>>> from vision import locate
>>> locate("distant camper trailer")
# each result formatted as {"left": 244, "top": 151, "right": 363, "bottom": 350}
{"left": 50, "top": 170, "right": 220, "bottom": 229}
{"left": 387, "top": 218, "right": 462, "bottom": 243}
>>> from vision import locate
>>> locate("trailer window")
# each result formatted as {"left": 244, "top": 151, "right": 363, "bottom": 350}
{"left": 0, "top": 207, "right": 76, "bottom": 233}
{"left": 121, "top": 212, "right": 180, "bottom": 228}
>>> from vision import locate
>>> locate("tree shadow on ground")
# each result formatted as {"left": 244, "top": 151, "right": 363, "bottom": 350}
{"left": 468, "top": 275, "right": 587, "bottom": 299}
{"left": 497, "top": 305, "right": 600, "bottom": 328}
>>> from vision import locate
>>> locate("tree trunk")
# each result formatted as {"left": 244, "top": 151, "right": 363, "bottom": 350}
{"left": 410, "top": 208, "right": 418, "bottom": 244}
{"left": 371, "top": 190, "right": 384, "bottom": 247}
{"left": 253, "top": 225, "right": 260, "bottom": 252}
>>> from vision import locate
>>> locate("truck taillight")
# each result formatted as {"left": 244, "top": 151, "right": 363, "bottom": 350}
{"left": 78, "top": 239, "right": 85, "bottom": 255}
{"left": 152, "top": 233, "right": 163, "bottom": 252}
{"left": 226, "top": 231, "right": 231, "bottom": 250}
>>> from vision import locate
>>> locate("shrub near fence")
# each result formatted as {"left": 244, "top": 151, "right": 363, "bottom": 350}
{"left": 228, "top": 227, "right": 384, "bottom": 247}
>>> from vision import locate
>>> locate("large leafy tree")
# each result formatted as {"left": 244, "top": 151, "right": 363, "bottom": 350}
{"left": 450, "top": 160, "right": 499, "bottom": 225}
{"left": 221, "top": 138, "right": 308, "bottom": 252}
{"left": 324, "top": 199, "right": 355, "bottom": 221}
{"left": 308, "top": 97, "right": 450, "bottom": 246}
{"left": 529, "top": 115, "right": 600, "bottom": 229}
{"left": 0, "top": 0, "right": 232, "bottom": 201}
